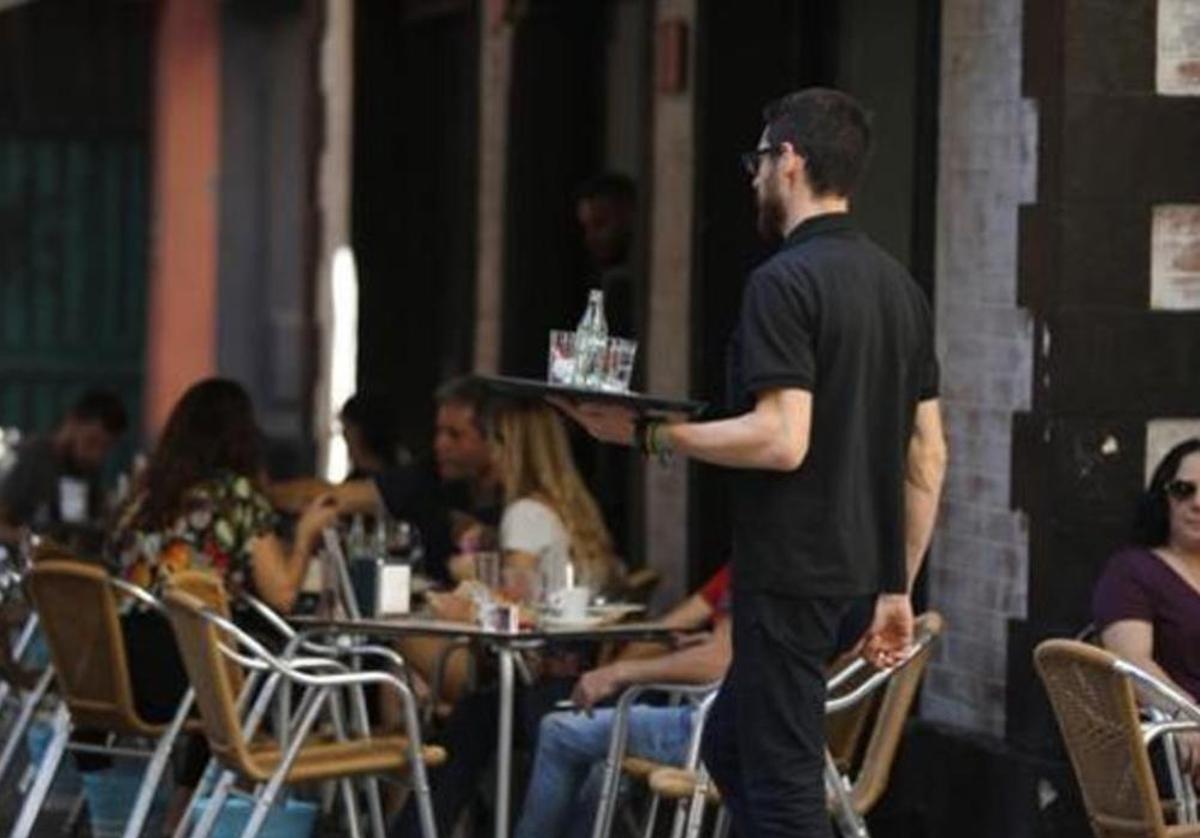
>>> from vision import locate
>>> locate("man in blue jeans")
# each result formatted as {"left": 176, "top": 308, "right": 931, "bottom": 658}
{"left": 514, "top": 565, "right": 732, "bottom": 838}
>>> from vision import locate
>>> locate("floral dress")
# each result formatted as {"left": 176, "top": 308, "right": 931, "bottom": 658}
{"left": 109, "top": 472, "right": 277, "bottom": 605}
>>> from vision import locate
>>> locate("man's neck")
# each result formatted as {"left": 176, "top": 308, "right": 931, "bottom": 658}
{"left": 469, "top": 471, "right": 501, "bottom": 507}
{"left": 781, "top": 194, "right": 849, "bottom": 239}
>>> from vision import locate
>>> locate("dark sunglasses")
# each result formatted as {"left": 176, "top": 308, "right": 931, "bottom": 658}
{"left": 739, "top": 145, "right": 784, "bottom": 176}
{"left": 1165, "top": 479, "right": 1198, "bottom": 501}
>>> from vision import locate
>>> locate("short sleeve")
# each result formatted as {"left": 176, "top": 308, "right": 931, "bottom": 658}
{"left": 698, "top": 565, "right": 732, "bottom": 610}
{"left": 1093, "top": 550, "right": 1156, "bottom": 629}
{"left": 500, "top": 498, "right": 565, "bottom": 557}
{"left": 739, "top": 269, "right": 818, "bottom": 395}
{"left": 913, "top": 291, "right": 940, "bottom": 400}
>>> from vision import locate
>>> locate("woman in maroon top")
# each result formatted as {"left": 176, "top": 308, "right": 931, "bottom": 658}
{"left": 1093, "top": 437, "right": 1200, "bottom": 778}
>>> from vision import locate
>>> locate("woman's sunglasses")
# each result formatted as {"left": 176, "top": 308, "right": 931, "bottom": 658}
{"left": 1164, "top": 479, "right": 1198, "bottom": 501}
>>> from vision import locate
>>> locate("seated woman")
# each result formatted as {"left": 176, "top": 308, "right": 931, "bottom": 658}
{"left": 104, "top": 378, "right": 338, "bottom": 819}
{"left": 391, "top": 400, "right": 622, "bottom": 836}
{"left": 488, "top": 397, "right": 621, "bottom": 594}
{"left": 1093, "top": 436, "right": 1200, "bottom": 780}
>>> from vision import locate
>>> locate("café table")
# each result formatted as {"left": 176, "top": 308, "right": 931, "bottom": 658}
{"left": 289, "top": 612, "right": 675, "bottom": 838}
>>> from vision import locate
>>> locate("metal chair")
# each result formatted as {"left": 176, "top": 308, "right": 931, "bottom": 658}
{"left": 594, "top": 611, "right": 944, "bottom": 838}
{"left": 11, "top": 558, "right": 200, "bottom": 838}
{"left": 165, "top": 568, "right": 416, "bottom": 838}
{"left": 1035, "top": 639, "right": 1200, "bottom": 837}
{"left": 162, "top": 586, "right": 445, "bottom": 837}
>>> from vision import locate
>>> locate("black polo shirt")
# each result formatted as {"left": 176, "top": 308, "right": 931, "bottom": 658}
{"left": 725, "top": 213, "right": 939, "bottom": 597}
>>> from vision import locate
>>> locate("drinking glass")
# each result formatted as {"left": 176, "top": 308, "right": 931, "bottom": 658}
{"left": 548, "top": 330, "right": 578, "bottom": 385}
{"left": 473, "top": 551, "right": 502, "bottom": 590}
{"left": 600, "top": 337, "right": 638, "bottom": 392}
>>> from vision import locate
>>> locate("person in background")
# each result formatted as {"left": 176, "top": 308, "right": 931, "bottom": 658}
{"left": 1094, "top": 437, "right": 1200, "bottom": 784}
{"left": 390, "top": 399, "right": 623, "bottom": 838}
{"left": 0, "top": 388, "right": 128, "bottom": 545}
{"left": 339, "top": 391, "right": 405, "bottom": 480}
{"left": 105, "top": 377, "right": 338, "bottom": 827}
{"left": 482, "top": 397, "right": 622, "bottom": 593}
{"left": 575, "top": 172, "right": 638, "bottom": 339}
{"left": 514, "top": 564, "right": 732, "bottom": 838}
{"left": 272, "top": 377, "right": 503, "bottom": 585}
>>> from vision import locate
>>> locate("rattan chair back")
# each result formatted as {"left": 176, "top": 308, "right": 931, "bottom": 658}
{"left": 26, "top": 557, "right": 161, "bottom": 736}
{"left": 1035, "top": 639, "right": 1173, "bottom": 838}
{"left": 163, "top": 586, "right": 258, "bottom": 775}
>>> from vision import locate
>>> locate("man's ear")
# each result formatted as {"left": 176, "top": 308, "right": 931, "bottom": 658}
{"left": 779, "top": 141, "right": 806, "bottom": 182}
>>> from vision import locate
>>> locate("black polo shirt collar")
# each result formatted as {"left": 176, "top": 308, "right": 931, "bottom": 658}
{"left": 780, "top": 212, "right": 856, "bottom": 250}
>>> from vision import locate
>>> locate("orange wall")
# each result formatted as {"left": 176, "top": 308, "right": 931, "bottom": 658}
{"left": 144, "top": 0, "right": 221, "bottom": 435}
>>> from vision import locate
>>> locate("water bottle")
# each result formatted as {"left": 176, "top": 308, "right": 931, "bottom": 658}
{"left": 572, "top": 289, "right": 608, "bottom": 388}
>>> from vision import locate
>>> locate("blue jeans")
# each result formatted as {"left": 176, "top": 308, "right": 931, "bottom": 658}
{"left": 514, "top": 705, "right": 695, "bottom": 838}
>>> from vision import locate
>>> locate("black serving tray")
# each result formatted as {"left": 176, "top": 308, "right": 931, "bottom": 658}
{"left": 472, "top": 374, "right": 706, "bottom": 418}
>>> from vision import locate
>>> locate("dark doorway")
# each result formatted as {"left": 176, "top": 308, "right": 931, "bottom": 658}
{"left": 0, "top": 1, "right": 152, "bottom": 470}
{"left": 690, "top": 0, "right": 941, "bottom": 582}
{"left": 500, "top": 0, "right": 609, "bottom": 377}
{"left": 352, "top": 0, "right": 479, "bottom": 453}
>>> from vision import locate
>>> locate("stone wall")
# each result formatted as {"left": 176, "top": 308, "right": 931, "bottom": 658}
{"left": 924, "top": 0, "right": 1035, "bottom": 736}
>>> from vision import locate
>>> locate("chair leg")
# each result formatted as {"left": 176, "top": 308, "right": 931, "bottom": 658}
{"left": 346, "top": 680, "right": 387, "bottom": 837}
{"left": 329, "top": 690, "right": 364, "bottom": 838}
{"left": 639, "top": 793, "right": 661, "bottom": 838}
{"left": 825, "top": 749, "right": 869, "bottom": 838}
{"left": 122, "top": 688, "right": 194, "bottom": 838}
{"left": 681, "top": 768, "right": 711, "bottom": 838}
{"left": 187, "top": 769, "right": 239, "bottom": 838}
{"left": 10, "top": 702, "right": 70, "bottom": 838}
{"left": 238, "top": 689, "right": 330, "bottom": 838}
{"left": 0, "top": 665, "right": 54, "bottom": 785}
{"left": 712, "top": 806, "right": 730, "bottom": 838}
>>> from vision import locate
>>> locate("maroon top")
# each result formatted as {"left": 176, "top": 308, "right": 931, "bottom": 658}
{"left": 1093, "top": 546, "right": 1200, "bottom": 700}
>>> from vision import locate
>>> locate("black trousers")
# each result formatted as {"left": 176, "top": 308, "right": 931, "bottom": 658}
{"left": 702, "top": 590, "right": 871, "bottom": 837}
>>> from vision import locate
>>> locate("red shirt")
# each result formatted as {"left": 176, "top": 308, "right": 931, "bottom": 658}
{"left": 698, "top": 564, "right": 732, "bottom": 620}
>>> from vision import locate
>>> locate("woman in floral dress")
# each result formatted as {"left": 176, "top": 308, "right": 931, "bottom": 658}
{"left": 103, "top": 378, "right": 338, "bottom": 814}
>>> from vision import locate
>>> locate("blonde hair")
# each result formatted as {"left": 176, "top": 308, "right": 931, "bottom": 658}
{"left": 491, "top": 401, "right": 620, "bottom": 590}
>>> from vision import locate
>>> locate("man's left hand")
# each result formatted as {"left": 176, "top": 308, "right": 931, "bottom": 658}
{"left": 570, "top": 663, "right": 626, "bottom": 711}
{"left": 862, "top": 593, "right": 914, "bottom": 669}
{"left": 546, "top": 397, "right": 637, "bottom": 447}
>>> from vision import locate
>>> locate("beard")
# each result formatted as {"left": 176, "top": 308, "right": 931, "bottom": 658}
{"left": 755, "top": 187, "right": 786, "bottom": 243}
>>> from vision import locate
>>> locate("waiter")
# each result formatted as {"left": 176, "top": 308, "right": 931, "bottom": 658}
{"left": 553, "top": 87, "right": 947, "bottom": 836}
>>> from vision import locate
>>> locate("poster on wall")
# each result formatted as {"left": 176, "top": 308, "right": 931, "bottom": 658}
{"left": 1158, "top": 0, "right": 1200, "bottom": 95}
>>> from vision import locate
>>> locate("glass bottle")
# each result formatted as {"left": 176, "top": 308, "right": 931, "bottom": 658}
{"left": 572, "top": 289, "right": 608, "bottom": 388}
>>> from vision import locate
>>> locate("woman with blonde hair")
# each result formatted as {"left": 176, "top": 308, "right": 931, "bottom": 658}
{"left": 489, "top": 398, "right": 620, "bottom": 594}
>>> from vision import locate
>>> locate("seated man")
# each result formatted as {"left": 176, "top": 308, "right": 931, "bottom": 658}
{"left": 514, "top": 565, "right": 731, "bottom": 838}
{"left": 0, "top": 389, "right": 128, "bottom": 546}
{"left": 271, "top": 377, "right": 502, "bottom": 584}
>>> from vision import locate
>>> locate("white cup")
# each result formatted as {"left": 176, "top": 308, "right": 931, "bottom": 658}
{"left": 548, "top": 586, "right": 590, "bottom": 622}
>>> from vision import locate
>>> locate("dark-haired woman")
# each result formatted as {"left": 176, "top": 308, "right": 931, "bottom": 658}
{"left": 1093, "top": 437, "right": 1200, "bottom": 782}
{"left": 111, "top": 377, "right": 338, "bottom": 612}
{"left": 104, "top": 378, "right": 338, "bottom": 821}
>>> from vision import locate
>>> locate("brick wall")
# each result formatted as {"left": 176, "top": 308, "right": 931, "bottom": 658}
{"left": 924, "top": 0, "right": 1036, "bottom": 736}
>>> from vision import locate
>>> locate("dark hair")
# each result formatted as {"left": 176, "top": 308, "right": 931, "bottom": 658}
{"left": 434, "top": 377, "right": 491, "bottom": 432}
{"left": 574, "top": 172, "right": 637, "bottom": 208}
{"left": 1132, "top": 437, "right": 1200, "bottom": 547}
{"left": 136, "top": 378, "right": 263, "bottom": 528}
{"left": 762, "top": 88, "right": 873, "bottom": 198}
{"left": 340, "top": 391, "right": 401, "bottom": 468}
{"left": 68, "top": 389, "right": 128, "bottom": 436}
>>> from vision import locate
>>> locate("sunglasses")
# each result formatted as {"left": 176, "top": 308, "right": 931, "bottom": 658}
{"left": 739, "top": 145, "right": 784, "bottom": 176}
{"left": 1165, "top": 479, "right": 1198, "bottom": 501}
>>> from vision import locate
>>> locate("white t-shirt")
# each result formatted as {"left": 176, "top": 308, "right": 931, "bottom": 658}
{"left": 500, "top": 497, "right": 572, "bottom": 590}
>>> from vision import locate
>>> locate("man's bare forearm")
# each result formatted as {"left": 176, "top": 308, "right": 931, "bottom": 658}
{"left": 667, "top": 389, "right": 811, "bottom": 472}
{"left": 903, "top": 399, "right": 948, "bottom": 590}
{"left": 612, "top": 623, "right": 731, "bottom": 687}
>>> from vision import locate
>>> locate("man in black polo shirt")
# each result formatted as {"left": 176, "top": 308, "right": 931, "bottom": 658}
{"left": 553, "top": 87, "right": 947, "bottom": 836}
